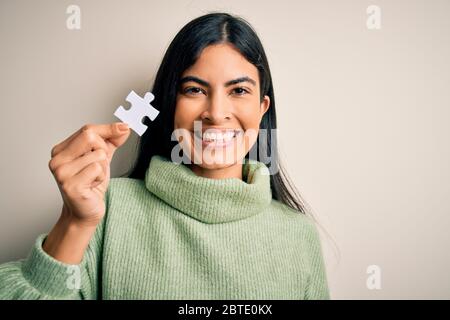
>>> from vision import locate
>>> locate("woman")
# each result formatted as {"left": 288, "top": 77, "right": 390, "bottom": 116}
{"left": 0, "top": 12, "right": 329, "bottom": 299}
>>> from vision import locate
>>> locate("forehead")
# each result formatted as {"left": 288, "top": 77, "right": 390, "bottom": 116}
{"left": 181, "top": 43, "right": 259, "bottom": 84}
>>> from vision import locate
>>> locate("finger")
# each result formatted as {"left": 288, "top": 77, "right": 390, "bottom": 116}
{"left": 106, "top": 125, "right": 131, "bottom": 150}
{"left": 51, "top": 128, "right": 83, "bottom": 157}
{"left": 69, "top": 161, "right": 106, "bottom": 192}
{"left": 51, "top": 122, "right": 128, "bottom": 157}
{"left": 81, "top": 122, "right": 130, "bottom": 159}
{"left": 53, "top": 149, "right": 108, "bottom": 184}
{"left": 51, "top": 130, "right": 110, "bottom": 169}
{"left": 91, "top": 158, "right": 110, "bottom": 190}
{"left": 90, "top": 122, "right": 129, "bottom": 143}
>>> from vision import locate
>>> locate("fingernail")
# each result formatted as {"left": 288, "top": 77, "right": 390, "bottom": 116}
{"left": 117, "top": 123, "right": 129, "bottom": 131}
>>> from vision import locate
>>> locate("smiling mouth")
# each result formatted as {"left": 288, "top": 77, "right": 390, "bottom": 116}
{"left": 192, "top": 129, "right": 243, "bottom": 147}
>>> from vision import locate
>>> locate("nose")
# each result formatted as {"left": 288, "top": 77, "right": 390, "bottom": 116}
{"left": 200, "top": 91, "right": 232, "bottom": 123}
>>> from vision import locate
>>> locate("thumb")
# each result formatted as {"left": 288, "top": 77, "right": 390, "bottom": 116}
{"left": 105, "top": 123, "right": 130, "bottom": 155}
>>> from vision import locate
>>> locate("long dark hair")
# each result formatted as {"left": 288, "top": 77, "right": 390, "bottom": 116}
{"left": 123, "top": 12, "right": 311, "bottom": 216}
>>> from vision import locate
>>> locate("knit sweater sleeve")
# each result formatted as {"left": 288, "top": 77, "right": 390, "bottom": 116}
{"left": 303, "top": 218, "right": 330, "bottom": 300}
{"left": 0, "top": 189, "right": 109, "bottom": 300}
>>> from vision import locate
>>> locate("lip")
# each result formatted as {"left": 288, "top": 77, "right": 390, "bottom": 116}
{"left": 201, "top": 136, "right": 235, "bottom": 148}
{"left": 200, "top": 127, "right": 242, "bottom": 135}
{"left": 191, "top": 127, "right": 243, "bottom": 148}
{"left": 193, "top": 128, "right": 243, "bottom": 138}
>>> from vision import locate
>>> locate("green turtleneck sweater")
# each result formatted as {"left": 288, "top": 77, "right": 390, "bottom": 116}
{"left": 0, "top": 155, "right": 330, "bottom": 300}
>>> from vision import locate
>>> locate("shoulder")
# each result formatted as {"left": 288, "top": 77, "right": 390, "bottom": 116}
{"left": 269, "top": 199, "right": 315, "bottom": 227}
{"left": 268, "top": 199, "right": 323, "bottom": 248}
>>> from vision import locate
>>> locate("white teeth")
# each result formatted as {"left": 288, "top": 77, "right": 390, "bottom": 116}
{"left": 224, "top": 131, "right": 234, "bottom": 140}
{"left": 202, "top": 131, "right": 236, "bottom": 142}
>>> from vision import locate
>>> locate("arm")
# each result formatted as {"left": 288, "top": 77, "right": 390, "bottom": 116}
{"left": 0, "top": 189, "right": 109, "bottom": 300}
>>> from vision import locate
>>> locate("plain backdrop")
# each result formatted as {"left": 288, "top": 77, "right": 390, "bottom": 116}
{"left": 0, "top": 0, "right": 449, "bottom": 299}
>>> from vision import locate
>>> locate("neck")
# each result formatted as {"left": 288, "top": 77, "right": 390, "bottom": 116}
{"left": 145, "top": 155, "right": 272, "bottom": 223}
{"left": 188, "top": 162, "right": 243, "bottom": 180}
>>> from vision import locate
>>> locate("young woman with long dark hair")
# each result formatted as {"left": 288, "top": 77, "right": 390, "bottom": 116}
{"left": 0, "top": 12, "right": 329, "bottom": 300}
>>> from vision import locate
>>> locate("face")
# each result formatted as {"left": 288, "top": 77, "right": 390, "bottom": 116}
{"left": 174, "top": 43, "right": 270, "bottom": 171}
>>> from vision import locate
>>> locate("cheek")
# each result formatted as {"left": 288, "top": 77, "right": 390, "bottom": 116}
{"left": 236, "top": 108, "right": 264, "bottom": 152}
{"left": 174, "top": 100, "right": 199, "bottom": 129}
{"left": 238, "top": 107, "right": 263, "bottom": 131}
{"left": 235, "top": 94, "right": 264, "bottom": 127}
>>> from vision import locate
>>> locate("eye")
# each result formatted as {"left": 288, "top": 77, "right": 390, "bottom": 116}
{"left": 232, "top": 87, "right": 250, "bottom": 96}
{"left": 184, "top": 87, "right": 205, "bottom": 96}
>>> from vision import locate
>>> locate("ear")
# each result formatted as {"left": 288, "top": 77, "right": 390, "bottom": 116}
{"left": 260, "top": 95, "right": 270, "bottom": 116}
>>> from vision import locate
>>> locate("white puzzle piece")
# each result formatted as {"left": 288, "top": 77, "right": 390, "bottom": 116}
{"left": 114, "top": 90, "right": 159, "bottom": 136}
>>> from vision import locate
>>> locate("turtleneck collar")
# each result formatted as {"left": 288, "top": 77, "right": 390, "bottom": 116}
{"left": 145, "top": 155, "right": 272, "bottom": 224}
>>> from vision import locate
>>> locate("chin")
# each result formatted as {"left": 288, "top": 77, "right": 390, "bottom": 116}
{"left": 190, "top": 147, "right": 245, "bottom": 168}
{"left": 193, "top": 160, "right": 237, "bottom": 170}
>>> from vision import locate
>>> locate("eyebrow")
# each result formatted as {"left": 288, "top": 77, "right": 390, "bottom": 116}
{"left": 179, "top": 75, "right": 257, "bottom": 88}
